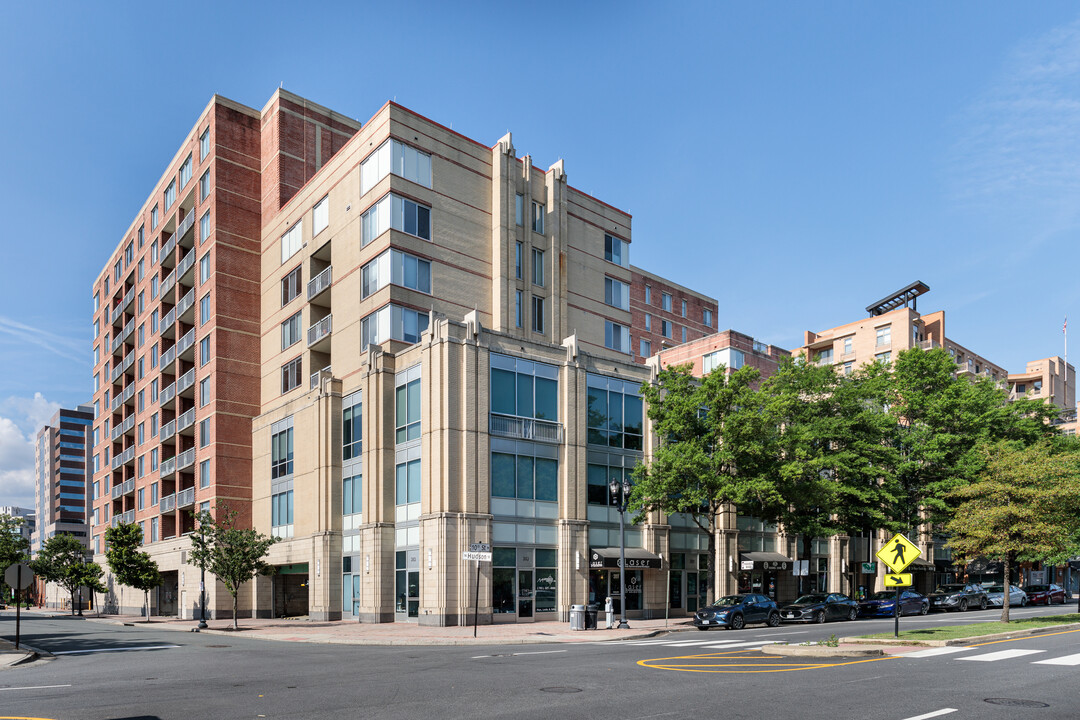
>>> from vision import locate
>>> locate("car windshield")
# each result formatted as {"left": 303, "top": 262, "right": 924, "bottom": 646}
{"left": 870, "top": 591, "right": 896, "bottom": 600}
{"left": 794, "top": 595, "right": 827, "bottom": 604}
{"left": 934, "top": 584, "right": 965, "bottom": 593}
{"left": 711, "top": 596, "right": 745, "bottom": 607}
{"left": 985, "top": 586, "right": 1004, "bottom": 593}
{"left": 1026, "top": 585, "right": 1049, "bottom": 592}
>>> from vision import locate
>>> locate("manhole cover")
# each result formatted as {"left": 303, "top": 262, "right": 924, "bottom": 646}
{"left": 541, "top": 687, "right": 582, "bottom": 694}
{"left": 984, "top": 699, "right": 1049, "bottom": 708}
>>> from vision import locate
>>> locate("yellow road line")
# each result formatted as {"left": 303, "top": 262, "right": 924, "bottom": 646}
{"left": 638, "top": 648, "right": 898, "bottom": 674}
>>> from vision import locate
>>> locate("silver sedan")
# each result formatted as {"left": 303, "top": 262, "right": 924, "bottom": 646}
{"left": 984, "top": 584, "right": 1027, "bottom": 608}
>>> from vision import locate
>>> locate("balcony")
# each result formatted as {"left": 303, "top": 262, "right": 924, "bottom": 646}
{"left": 161, "top": 343, "right": 177, "bottom": 371}
{"left": 122, "top": 287, "right": 135, "bottom": 311}
{"left": 161, "top": 234, "right": 177, "bottom": 264}
{"left": 111, "top": 482, "right": 123, "bottom": 500}
{"left": 160, "top": 269, "right": 176, "bottom": 299}
{"left": 112, "top": 331, "right": 125, "bottom": 353}
{"left": 160, "top": 455, "right": 177, "bottom": 479}
{"left": 176, "top": 328, "right": 196, "bottom": 359}
{"left": 176, "top": 288, "right": 195, "bottom": 323}
{"left": 176, "top": 368, "right": 196, "bottom": 396}
{"left": 176, "top": 210, "right": 196, "bottom": 244}
{"left": 160, "top": 493, "right": 176, "bottom": 513}
{"left": 111, "top": 302, "right": 124, "bottom": 324}
{"left": 111, "top": 391, "right": 124, "bottom": 412}
{"left": 121, "top": 319, "right": 135, "bottom": 343}
{"left": 307, "top": 314, "right": 333, "bottom": 348}
{"left": 176, "top": 447, "right": 196, "bottom": 471}
{"left": 308, "top": 266, "right": 332, "bottom": 301}
{"left": 161, "top": 306, "right": 177, "bottom": 335}
{"left": 177, "top": 249, "right": 196, "bottom": 284}
{"left": 160, "top": 381, "right": 176, "bottom": 408}
{"left": 111, "top": 515, "right": 120, "bottom": 528}
{"left": 310, "top": 365, "right": 332, "bottom": 390}
{"left": 121, "top": 478, "right": 135, "bottom": 496}
{"left": 121, "top": 382, "right": 135, "bottom": 408}
{"left": 919, "top": 340, "right": 941, "bottom": 350}
{"left": 122, "top": 509, "right": 135, "bottom": 525}
{"left": 177, "top": 407, "right": 196, "bottom": 434}
{"left": 177, "top": 486, "right": 195, "bottom": 509}
{"left": 489, "top": 413, "right": 564, "bottom": 444}
{"left": 160, "top": 419, "right": 176, "bottom": 442}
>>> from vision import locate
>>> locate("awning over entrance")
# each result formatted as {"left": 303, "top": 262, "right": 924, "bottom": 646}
{"left": 907, "top": 558, "right": 935, "bottom": 571}
{"left": 740, "top": 552, "right": 793, "bottom": 571}
{"left": 589, "top": 547, "right": 663, "bottom": 570}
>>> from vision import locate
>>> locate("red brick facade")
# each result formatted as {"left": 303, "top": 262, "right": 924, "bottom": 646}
{"left": 630, "top": 268, "right": 718, "bottom": 362}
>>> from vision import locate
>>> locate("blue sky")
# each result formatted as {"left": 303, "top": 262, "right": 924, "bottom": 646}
{"left": 2, "top": 1, "right": 1080, "bottom": 506}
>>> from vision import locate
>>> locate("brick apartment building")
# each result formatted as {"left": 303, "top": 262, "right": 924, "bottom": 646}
{"left": 88, "top": 89, "right": 720, "bottom": 624}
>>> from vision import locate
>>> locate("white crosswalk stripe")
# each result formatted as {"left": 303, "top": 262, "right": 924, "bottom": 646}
{"left": 1033, "top": 652, "right": 1080, "bottom": 666}
{"left": 959, "top": 648, "right": 1045, "bottom": 662}
{"left": 904, "top": 647, "right": 971, "bottom": 658}
{"left": 700, "top": 640, "right": 779, "bottom": 649}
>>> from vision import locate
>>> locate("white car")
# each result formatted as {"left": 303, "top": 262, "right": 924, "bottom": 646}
{"left": 984, "top": 584, "right": 1027, "bottom": 608}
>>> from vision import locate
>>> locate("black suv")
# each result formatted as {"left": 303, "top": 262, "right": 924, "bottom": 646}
{"left": 927, "top": 583, "right": 988, "bottom": 612}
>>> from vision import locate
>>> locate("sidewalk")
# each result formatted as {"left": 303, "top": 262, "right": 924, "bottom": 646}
{"left": 64, "top": 609, "right": 696, "bottom": 646}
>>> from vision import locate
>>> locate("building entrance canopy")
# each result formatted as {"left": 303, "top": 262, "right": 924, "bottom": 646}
{"left": 589, "top": 547, "right": 663, "bottom": 570}
{"left": 739, "top": 552, "right": 793, "bottom": 571}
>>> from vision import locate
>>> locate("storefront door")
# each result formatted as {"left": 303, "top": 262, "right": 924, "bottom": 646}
{"left": 395, "top": 550, "right": 420, "bottom": 621}
{"left": 518, "top": 570, "right": 534, "bottom": 618}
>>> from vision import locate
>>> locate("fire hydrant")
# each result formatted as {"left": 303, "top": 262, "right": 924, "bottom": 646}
{"left": 605, "top": 596, "right": 614, "bottom": 629}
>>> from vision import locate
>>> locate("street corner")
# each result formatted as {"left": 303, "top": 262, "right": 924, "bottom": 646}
{"left": 637, "top": 647, "right": 896, "bottom": 674}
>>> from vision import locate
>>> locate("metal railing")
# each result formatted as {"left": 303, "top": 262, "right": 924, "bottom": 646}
{"left": 307, "top": 266, "right": 332, "bottom": 300}
{"left": 161, "top": 234, "right": 177, "bottom": 262}
{"left": 489, "top": 413, "right": 563, "bottom": 444}
{"left": 310, "top": 365, "right": 332, "bottom": 389}
{"left": 160, "top": 419, "right": 176, "bottom": 442}
{"left": 111, "top": 482, "right": 123, "bottom": 499}
{"left": 177, "top": 486, "right": 195, "bottom": 508}
{"left": 161, "top": 343, "right": 177, "bottom": 369}
{"left": 160, "top": 455, "right": 177, "bottom": 478}
{"left": 177, "top": 407, "right": 196, "bottom": 433}
{"left": 177, "top": 249, "right": 196, "bottom": 280}
{"left": 160, "top": 493, "right": 176, "bottom": 513}
{"left": 111, "top": 515, "right": 120, "bottom": 528}
{"left": 123, "top": 478, "right": 135, "bottom": 495}
{"left": 307, "top": 314, "right": 333, "bottom": 346}
{"left": 176, "top": 287, "right": 195, "bottom": 317}
{"left": 176, "top": 210, "right": 196, "bottom": 242}
{"left": 162, "top": 306, "right": 176, "bottom": 333}
{"left": 122, "top": 510, "right": 134, "bottom": 525}
{"left": 160, "top": 269, "right": 176, "bottom": 298}
{"left": 160, "top": 381, "right": 176, "bottom": 406}
{"left": 177, "top": 447, "right": 196, "bottom": 471}
{"left": 122, "top": 287, "right": 135, "bottom": 310}
{"left": 176, "top": 368, "right": 196, "bottom": 395}
{"left": 122, "top": 319, "right": 135, "bottom": 342}
{"left": 177, "top": 328, "right": 196, "bottom": 356}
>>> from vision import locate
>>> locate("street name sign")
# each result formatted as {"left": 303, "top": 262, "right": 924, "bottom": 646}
{"left": 469, "top": 543, "right": 491, "bottom": 553}
{"left": 462, "top": 551, "right": 492, "bottom": 562}
{"left": 883, "top": 573, "right": 912, "bottom": 588}
{"left": 875, "top": 533, "right": 921, "bottom": 574}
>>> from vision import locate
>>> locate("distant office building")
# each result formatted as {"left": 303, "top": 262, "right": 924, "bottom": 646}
{"left": 33, "top": 406, "right": 93, "bottom": 551}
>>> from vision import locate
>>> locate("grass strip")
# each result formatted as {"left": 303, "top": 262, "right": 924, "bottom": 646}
{"left": 857, "top": 613, "right": 1080, "bottom": 641}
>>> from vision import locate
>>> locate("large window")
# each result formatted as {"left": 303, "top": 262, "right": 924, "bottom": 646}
{"left": 271, "top": 490, "right": 294, "bottom": 529}
{"left": 343, "top": 474, "right": 362, "bottom": 516}
{"left": 515, "top": 194, "right": 524, "bottom": 226}
{"left": 361, "top": 249, "right": 431, "bottom": 298}
{"left": 532, "top": 201, "right": 544, "bottom": 234}
{"left": 490, "top": 355, "right": 558, "bottom": 421}
{"left": 531, "top": 296, "right": 544, "bottom": 334}
{"left": 395, "top": 373, "right": 421, "bottom": 443}
{"left": 361, "top": 194, "right": 431, "bottom": 245}
{"left": 343, "top": 393, "right": 362, "bottom": 460}
{"left": 702, "top": 347, "right": 744, "bottom": 373}
{"left": 360, "top": 139, "right": 432, "bottom": 196}
{"left": 280, "top": 220, "right": 303, "bottom": 264}
{"left": 604, "top": 234, "right": 629, "bottom": 267}
{"left": 605, "top": 321, "right": 630, "bottom": 354}
{"left": 199, "top": 127, "right": 210, "bottom": 160}
{"left": 491, "top": 453, "right": 557, "bottom": 501}
{"left": 200, "top": 211, "right": 210, "bottom": 244}
{"left": 179, "top": 154, "right": 193, "bottom": 188}
{"left": 588, "top": 463, "right": 635, "bottom": 506}
{"left": 662, "top": 292, "right": 672, "bottom": 312}
{"left": 199, "top": 170, "right": 210, "bottom": 200}
{"left": 604, "top": 277, "right": 629, "bottom": 310}
{"left": 281, "top": 311, "right": 302, "bottom": 350}
{"left": 532, "top": 249, "right": 544, "bottom": 287}
{"left": 876, "top": 325, "right": 891, "bottom": 347}
{"left": 271, "top": 427, "right": 293, "bottom": 479}
{"left": 312, "top": 195, "right": 329, "bottom": 236}
{"left": 164, "top": 179, "right": 176, "bottom": 210}
{"left": 360, "top": 304, "right": 430, "bottom": 350}
{"left": 395, "top": 459, "right": 421, "bottom": 505}
{"left": 281, "top": 266, "right": 302, "bottom": 305}
{"left": 587, "top": 374, "right": 644, "bottom": 450}
{"left": 281, "top": 356, "right": 302, "bottom": 393}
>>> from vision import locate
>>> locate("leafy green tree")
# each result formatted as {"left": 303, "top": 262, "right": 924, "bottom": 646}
{"left": 631, "top": 363, "right": 779, "bottom": 604}
{"left": 761, "top": 358, "right": 900, "bottom": 585}
{"left": 946, "top": 441, "right": 1080, "bottom": 622}
{"left": 105, "top": 523, "right": 163, "bottom": 623}
{"left": 189, "top": 505, "right": 279, "bottom": 629}
{"left": 31, "top": 533, "right": 107, "bottom": 615}
{"left": 0, "top": 514, "right": 31, "bottom": 571}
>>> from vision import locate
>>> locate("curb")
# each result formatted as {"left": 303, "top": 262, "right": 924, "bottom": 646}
{"left": 762, "top": 644, "right": 885, "bottom": 658}
{"left": 839, "top": 621, "right": 1080, "bottom": 648}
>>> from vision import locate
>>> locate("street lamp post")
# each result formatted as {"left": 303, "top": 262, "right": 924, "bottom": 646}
{"left": 196, "top": 518, "right": 208, "bottom": 630}
{"left": 609, "top": 477, "right": 631, "bottom": 630}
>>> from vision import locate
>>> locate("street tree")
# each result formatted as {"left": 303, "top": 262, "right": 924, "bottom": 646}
{"left": 189, "top": 505, "right": 279, "bottom": 630}
{"left": 631, "top": 363, "right": 778, "bottom": 605}
{"left": 761, "top": 357, "right": 900, "bottom": 587}
{"left": 105, "top": 523, "right": 163, "bottom": 623}
{"left": 0, "top": 514, "right": 31, "bottom": 570}
{"left": 31, "top": 533, "right": 107, "bottom": 615}
{"left": 946, "top": 441, "right": 1080, "bottom": 622}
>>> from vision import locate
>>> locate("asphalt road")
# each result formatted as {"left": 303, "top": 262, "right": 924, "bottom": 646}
{"left": 0, "top": 604, "right": 1077, "bottom": 720}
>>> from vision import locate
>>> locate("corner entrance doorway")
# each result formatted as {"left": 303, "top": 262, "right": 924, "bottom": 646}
{"left": 395, "top": 549, "right": 420, "bottom": 622}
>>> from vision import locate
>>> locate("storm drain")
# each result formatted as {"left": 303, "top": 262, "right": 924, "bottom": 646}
{"left": 984, "top": 698, "right": 1049, "bottom": 708}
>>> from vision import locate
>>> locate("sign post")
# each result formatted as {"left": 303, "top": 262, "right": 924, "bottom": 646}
{"left": 5, "top": 563, "right": 35, "bottom": 650}
{"left": 464, "top": 543, "right": 491, "bottom": 638}
{"left": 875, "top": 533, "right": 921, "bottom": 638}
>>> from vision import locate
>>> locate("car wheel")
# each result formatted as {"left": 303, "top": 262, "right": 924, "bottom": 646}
{"left": 979, "top": 598, "right": 987, "bottom": 611}
{"left": 816, "top": 610, "right": 826, "bottom": 624}
{"left": 731, "top": 614, "right": 745, "bottom": 630}
{"left": 959, "top": 599, "right": 968, "bottom": 612}
{"left": 767, "top": 612, "right": 780, "bottom": 628}
{"left": 920, "top": 603, "right": 928, "bottom": 616}
{"left": 847, "top": 607, "right": 857, "bottom": 621}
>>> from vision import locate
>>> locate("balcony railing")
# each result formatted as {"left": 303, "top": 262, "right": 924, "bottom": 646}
{"left": 177, "top": 249, "right": 196, "bottom": 280}
{"left": 111, "top": 482, "right": 123, "bottom": 499}
{"left": 177, "top": 447, "right": 196, "bottom": 471}
{"left": 177, "top": 328, "right": 196, "bottom": 356}
{"left": 307, "top": 266, "right": 332, "bottom": 300}
{"left": 112, "top": 331, "right": 124, "bottom": 352}
{"left": 122, "top": 509, "right": 134, "bottom": 525}
{"left": 176, "top": 368, "right": 196, "bottom": 395}
{"left": 310, "top": 365, "right": 332, "bottom": 389}
{"left": 161, "top": 234, "right": 177, "bottom": 262}
{"left": 177, "top": 407, "right": 196, "bottom": 433}
{"left": 160, "top": 493, "right": 176, "bottom": 513}
{"left": 161, "top": 343, "right": 177, "bottom": 369}
{"left": 308, "top": 314, "right": 333, "bottom": 346}
{"left": 176, "top": 287, "right": 195, "bottom": 318}
{"left": 111, "top": 303, "right": 124, "bottom": 324}
{"left": 489, "top": 413, "right": 564, "bottom": 444}
{"left": 177, "top": 486, "right": 196, "bottom": 508}
{"left": 162, "top": 306, "right": 176, "bottom": 333}
{"left": 122, "top": 319, "right": 135, "bottom": 342}
{"left": 176, "top": 210, "right": 196, "bottom": 242}
{"left": 122, "top": 287, "right": 135, "bottom": 310}
{"left": 111, "top": 515, "right": 120, "bottom": 528}
{"left": 122, "top": 478, "right": 135, "bottom": 495}
{"left": 160, "top": 381, "right": 176, "bottom": 406}
{"left": 160, "top": 419, "right": 176, "bottom": 442}
{"left": 160, "top": 455, "right": 177, "bottom": 478}
{"left": 160, "top": 269, "right": 176, "bottom": 299}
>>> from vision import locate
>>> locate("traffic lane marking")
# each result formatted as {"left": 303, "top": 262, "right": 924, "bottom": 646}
{"left": 899, "top": 709, "right": 957, "bottom": 720}
{"left": 51, "top": 644, "right": 179, "bottom": 655}
{"left": 638, "top": 648, "right": 897, "bottom": 673}
{"left": 471, "top": 649, "right": 567, "bottom": 659}
{"left": 0, "top": 685, "right": 71, "bottom": 692}
{"left": 1033, "top": 652, "right": 1080, "bottom": 666}
{"left": 958, "top": 648, "right": 1044, "bottom": 662}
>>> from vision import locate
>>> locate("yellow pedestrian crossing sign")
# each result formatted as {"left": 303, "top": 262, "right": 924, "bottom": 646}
{"left": 875, "top": 533, "right": 921, "bottom": 574}
{"left": 883, "top": 573, "right": 912, "bottom": 588}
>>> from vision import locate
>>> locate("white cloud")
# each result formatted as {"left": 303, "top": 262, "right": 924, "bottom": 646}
{"left": 1, "top": 392, "right": 61, "bottom": 435}
{"left": 0, "top": 416, "right": 36, "bottom": 509}
{"left": 0, "top": 316, "right": 86, "bottom": 365}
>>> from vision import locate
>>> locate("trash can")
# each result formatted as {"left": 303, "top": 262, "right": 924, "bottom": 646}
{"left": 585, "top": 604, "right": 599, "bottom": 630}
{"left": 569, "top": 604, "right": 586, "bottom": 631}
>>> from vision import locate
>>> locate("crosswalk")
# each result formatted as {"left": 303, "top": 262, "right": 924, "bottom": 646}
{"left": 594, "top": 635, "right": 784, "bottom": 651}
{"left": 904, "top": 645, "right": 1080, "bottom": 666}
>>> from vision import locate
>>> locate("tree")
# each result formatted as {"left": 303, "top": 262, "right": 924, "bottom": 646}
{"left": 189, "top": 505, "right": 279, "bottom": 629}
{"left": 761, "top": 357, "right": 900, "bottom": 588}
{"left": 631, "top": 363, "right": 779, "bottom": 605}
{"left": 0, "top": 514, "right": 31, "bottom": 571}
{"left": 30, "top": 533, "right": 107, "bottom": 615}
{"left": 105, "top": 523, "right": 163, "bottom": 623}
{"left": 945, "top": 441, "right": 1080, "bottom": 622}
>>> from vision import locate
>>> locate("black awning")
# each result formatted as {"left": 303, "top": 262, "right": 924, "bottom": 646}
{"left": 740, "top": 552, "right": 793, "bottom": 571}
{"left": 908, "top": 558, "right": 935, "bottom": 571}
{"left": 589, "top": 547, "right": 663, "bottom": 570}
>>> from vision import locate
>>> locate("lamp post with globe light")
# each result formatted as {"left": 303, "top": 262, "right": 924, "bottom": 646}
{"left": 608, "top": 476, "right": 631, "bottom": 630}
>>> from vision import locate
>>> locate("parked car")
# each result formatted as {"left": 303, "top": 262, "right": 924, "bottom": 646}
{"left": 694, "top": 594, "right": 780, "bottom": 630}
{"left": 1024, "top": 584, "right": 1066, "bottom": 605}
{"left": 984, "top": 584, "right": 1027, "bottom": 608}
{"left": 779, "top": 593, "right": 859, "bottom": 624}
{"left": 928, "top": 583, "right": 988, "bottom": 612}
{"left": 858, "top": 590, "right": 929, "bottom": 617}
